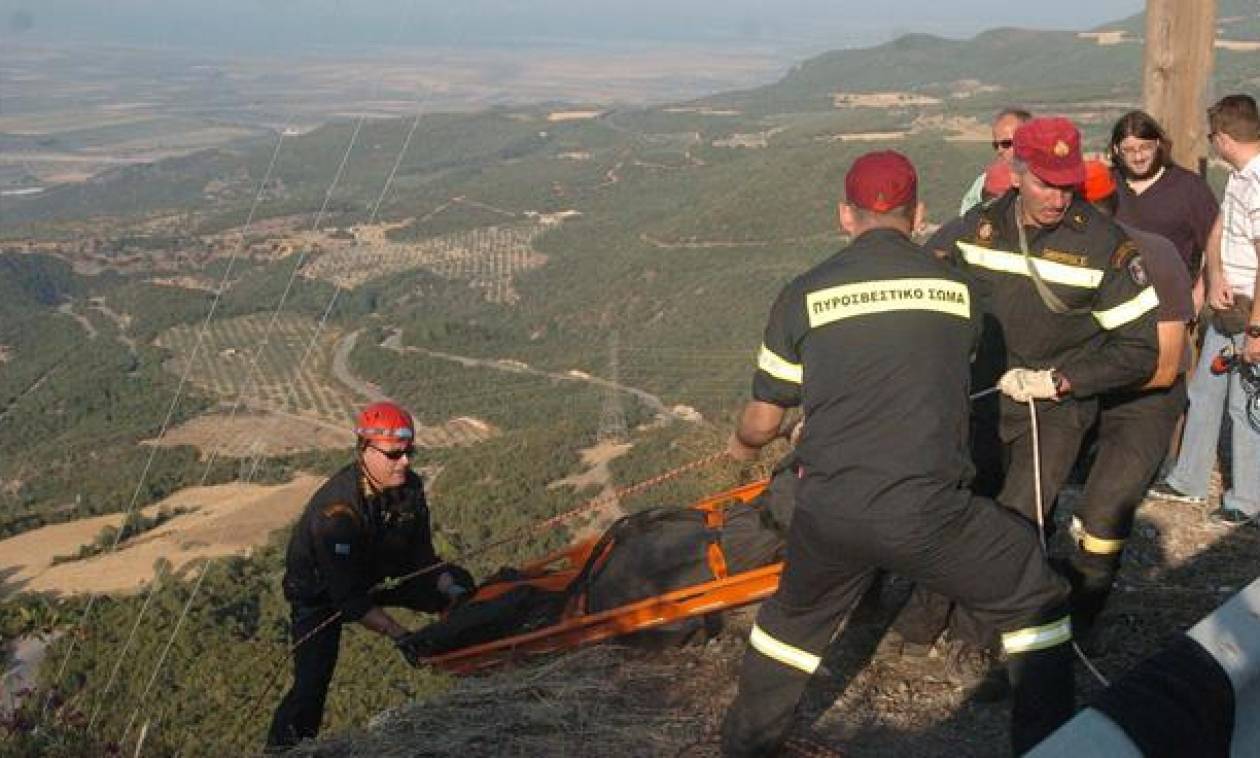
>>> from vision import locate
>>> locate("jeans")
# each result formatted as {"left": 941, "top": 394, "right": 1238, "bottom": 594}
{"left": 1166, "top": 322, "right": 1260, "bottom": 516}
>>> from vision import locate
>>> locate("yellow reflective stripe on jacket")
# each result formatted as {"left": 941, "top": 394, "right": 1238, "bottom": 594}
{"left": 957, "top": 242, "right": 1104, "bottom": 289}
{"left": 757, "top": 344, "right": 803, "bottom": 385}
{"left": 1001, "top": 616, "right": 1072, "bottom": 654}
{"left": 749, "top": 623, "right": 820, "bottom": 674}
{"left": 805, "top": 278, "right": 970, "bottom": 329}
{"left": 1093, "top": 286, "right": 1159, "bottom": 330}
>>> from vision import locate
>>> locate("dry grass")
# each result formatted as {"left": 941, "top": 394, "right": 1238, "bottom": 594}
{"left": 0, "top": 474, "right": 323, "bottom": 597}
{"left": 294, "top": 482, "right": 1260, "bottom": 758}
{"left": 298, "top": 645, "right": 715, "bottom": 757}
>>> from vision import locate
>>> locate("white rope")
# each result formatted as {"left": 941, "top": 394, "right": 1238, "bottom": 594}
{"left": 190, "top": 113, "right": 367, "bottom": 486}
{"left": 100, "top": 113, "right": 368, "bottom": 748}
{"left": 121, "top": 561, "right": 208, "bottom": 751}
{"left": 1024, "top": 397, "right": 1109, "bottom": 687}
{"left": 1028, "top": 398, "right": 1047, "bottom": 553}
{"left": 86, "top": 575, "right": 162, "bottom": 731}
{"left": 43, "top": 122, "right": 292, "bottom": 719}
{"left": 122, "top": 105, "right": 427, "bottom": 753}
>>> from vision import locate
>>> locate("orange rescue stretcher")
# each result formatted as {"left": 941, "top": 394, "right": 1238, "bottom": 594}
{"left": 423, "top": 479, "right": 781, "bottom": 674}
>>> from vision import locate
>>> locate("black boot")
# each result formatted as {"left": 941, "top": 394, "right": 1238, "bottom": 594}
{"left": 1006, "top": 642, "right": 1075, "bottom": 755}
{"left": 1068, "top": 550, "right": 1123, "bottom": 647}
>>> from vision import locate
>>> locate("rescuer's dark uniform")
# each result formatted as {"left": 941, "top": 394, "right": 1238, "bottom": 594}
{"left": 893, "top": 191, "right": 1162, "bottom": 651}
{"left": 267, "top": 463, "right": 461, "bottom": 749}
{"left": 950, "top": 191, "right": 1161, "bottom": 517}
{"left": 1068, "top": 221, "right": 1193, "bottom": 638}
{"left": 720, "top": 227, "right": 1074, "bottom": 757}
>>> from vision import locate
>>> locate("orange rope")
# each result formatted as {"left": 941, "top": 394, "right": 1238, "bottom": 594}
{"left": 239, "top": 449, "right": 731, "bottom": 733}
{"left": 382, "top": 449, "right": 729, "bottom": 589}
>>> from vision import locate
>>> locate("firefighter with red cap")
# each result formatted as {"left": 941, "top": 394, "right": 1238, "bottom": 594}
{"left": 890, "top": 118, "right": 1161, "bottom": 675}
{"left": 721, "top": 151, "right": 1074, "bottom": 756}
{"left": 1068, "top": 160, "right": 1194, "bottom": 640}
{"left": 267, "top": 401, "right": 474, "bottom": 750}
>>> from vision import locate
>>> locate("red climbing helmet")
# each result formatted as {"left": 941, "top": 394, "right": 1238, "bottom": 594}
{"left": 354, "top": 401, "right": 415, "bottom": 443}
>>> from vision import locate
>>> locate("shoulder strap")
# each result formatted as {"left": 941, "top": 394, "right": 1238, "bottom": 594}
{"left": 1015, "top": 198, "right": 1092, "bottom": 316}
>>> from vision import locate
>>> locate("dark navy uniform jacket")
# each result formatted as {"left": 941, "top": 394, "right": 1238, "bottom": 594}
{"left": 753, "top": 228, "right": 981, "bottom": 508}
{"left": 281, "top": 464, "right": 447, "bottom": 621}
{"left": 929, "top": 191, "right": 1160, "bottom": 400}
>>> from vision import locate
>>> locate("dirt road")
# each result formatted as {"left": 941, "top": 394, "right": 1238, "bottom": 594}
{"left": 380, "top": 329, "right": 687, "bottom": 423}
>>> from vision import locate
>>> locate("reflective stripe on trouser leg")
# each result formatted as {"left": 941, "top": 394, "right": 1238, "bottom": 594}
{"left": 721, "top": 608, "right": 834, "bottom": 757}
{"left": 1003, "top": 616, "right": 1074, "bottom": 754}
{"left": 749, "top": 623, "right": 821, "bottom": 674}
{"left": 721, "top": 515, "right": 875, "bottom": 758}
{"left": 1001, "top": 616, "right": 1072, "bottom": 654}
{"left": 1007, "top": 637, "right": 1075, "bottom": 755}
{"left": 1071, "top": 516, "right": 1126, "bottom": 555}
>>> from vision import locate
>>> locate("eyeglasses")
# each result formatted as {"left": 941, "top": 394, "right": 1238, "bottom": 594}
{"left": 991, "top": 139, "right": 1014, "bottom": 151}
{"left": 370, "top": 444, "right": 415, "bottom": 461}
{"left": 1116, "top": 142, "right": 1157, "bottom": 157}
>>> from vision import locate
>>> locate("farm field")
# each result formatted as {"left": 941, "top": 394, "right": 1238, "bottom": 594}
{"left": 302, "top": 221, "right": 551, "bottom": 303}
{"left": 155, "top": 313, "right": 362, "bottom": 426}
{"left": 0, "top": 474, "right": 324, "bottom": 597}
{"left": 3, "top": 4, "right": 1259, "bottom": 754}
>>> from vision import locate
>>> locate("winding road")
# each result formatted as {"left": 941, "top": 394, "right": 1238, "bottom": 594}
{"left": 378, "top": 329, "right": 688, "bottom": 422}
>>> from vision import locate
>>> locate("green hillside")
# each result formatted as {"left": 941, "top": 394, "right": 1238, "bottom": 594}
{"left": 2, "top": 8, "right": 1254, "bottom": 754}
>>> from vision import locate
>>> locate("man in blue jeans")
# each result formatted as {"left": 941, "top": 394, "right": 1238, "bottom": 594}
{"left": 1150, "top": 94, "right": 1260, "bottom": 525}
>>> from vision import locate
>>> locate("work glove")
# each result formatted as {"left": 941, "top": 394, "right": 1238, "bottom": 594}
{"left": 437, "top": 565, "right": 475, "bottom": 606}
{"left": 998, "top": 368, "right": 1059, "bottom": 402}
{"left": 395, "top": 632, "right": 426, "bottom": 668}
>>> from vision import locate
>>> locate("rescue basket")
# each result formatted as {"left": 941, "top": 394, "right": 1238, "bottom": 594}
{"left": 400, "top": 475, "right": 795, "bottom": 673}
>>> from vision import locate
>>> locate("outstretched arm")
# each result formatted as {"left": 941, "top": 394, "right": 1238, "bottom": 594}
{"left": 728, "top": 400, "right": 787, "bottom": 461}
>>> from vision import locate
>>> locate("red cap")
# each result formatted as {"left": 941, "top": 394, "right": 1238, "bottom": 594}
{"left": 1080, "top": 159, "right": 1116, "bottom": 203}
{"left": 982, "top": 158, "right": 1014, "bottom": 198}
{"left": 354, "top": 401, "right": 415, "bottom": 443}
{"left": 845, "top": 150, "right": 917, "bottom": 212}
{"left": 1013, "top": 117, "right": 1086, "bottom": 186}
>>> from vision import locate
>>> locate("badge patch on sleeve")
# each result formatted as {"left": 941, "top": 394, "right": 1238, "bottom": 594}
{"left": 333, "top": 543, "right": 352, "bottom": 556}
{"left": 976, "top": 219, "right": 994, "bottom": 243}
{"left": 1127, "top": 257, "right": 1149, "bottom": 287}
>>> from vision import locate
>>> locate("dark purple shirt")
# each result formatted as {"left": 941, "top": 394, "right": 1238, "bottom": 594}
{"left": 1114, "top": 164, "right": 1219, "bottom": 274}
{"left": 1118, "top": 221, "right": 1195, "bottom": 372}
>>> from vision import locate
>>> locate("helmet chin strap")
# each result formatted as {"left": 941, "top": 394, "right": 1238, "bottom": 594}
{"left": 358, "top": 446, "right": 391, "bottom": 495}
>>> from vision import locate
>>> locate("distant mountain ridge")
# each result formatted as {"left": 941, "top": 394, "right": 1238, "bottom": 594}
{"left": 701, "top": 2, "right": 1257, "bottom": 115}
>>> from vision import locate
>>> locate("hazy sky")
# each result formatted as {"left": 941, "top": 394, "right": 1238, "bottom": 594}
{"left": 2, "top": 0, "right": 1145, "bottom": 54}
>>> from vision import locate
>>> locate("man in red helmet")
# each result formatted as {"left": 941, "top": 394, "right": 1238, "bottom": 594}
{"left": 267, "top": 401, "right": 474, "bottom": 750}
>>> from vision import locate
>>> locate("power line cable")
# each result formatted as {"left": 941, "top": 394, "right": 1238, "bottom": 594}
{"left": 121, "top": 106, "right": 427, "bottom": 754}
{"left": 42, "top": 122, "right": 292, "bottom": 721}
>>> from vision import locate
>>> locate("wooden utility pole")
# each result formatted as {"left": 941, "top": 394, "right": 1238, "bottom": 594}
{"left": 1143, "top": 0, "right": 1217, "bottom": 172}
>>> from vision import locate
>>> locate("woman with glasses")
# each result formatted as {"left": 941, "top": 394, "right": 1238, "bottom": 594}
{"left": 267, "top": 401, "right": 474, "bottom": 751}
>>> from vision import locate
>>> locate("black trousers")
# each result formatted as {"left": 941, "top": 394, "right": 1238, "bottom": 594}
{"left": 1070, "top": 379, "right": 1186, "bottom": 634}
{"left": 266, "top": 605, "right": 343, "bottom": 750}
{"left": 895, "top": 398, "right": 1098, "bottom": 648}
{"left": 265, "top": 580, "right": 446, "bottom": 749}
{"left": 720, "top": 482, "right": 1073, "bottom": 757}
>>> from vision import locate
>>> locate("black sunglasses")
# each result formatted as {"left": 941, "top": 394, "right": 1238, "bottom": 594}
{"left": 991, "top": 139, "right": 1014, "bottom": 150}
{"left": 371, "top": 444, "right": 415, "bottom": 461}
